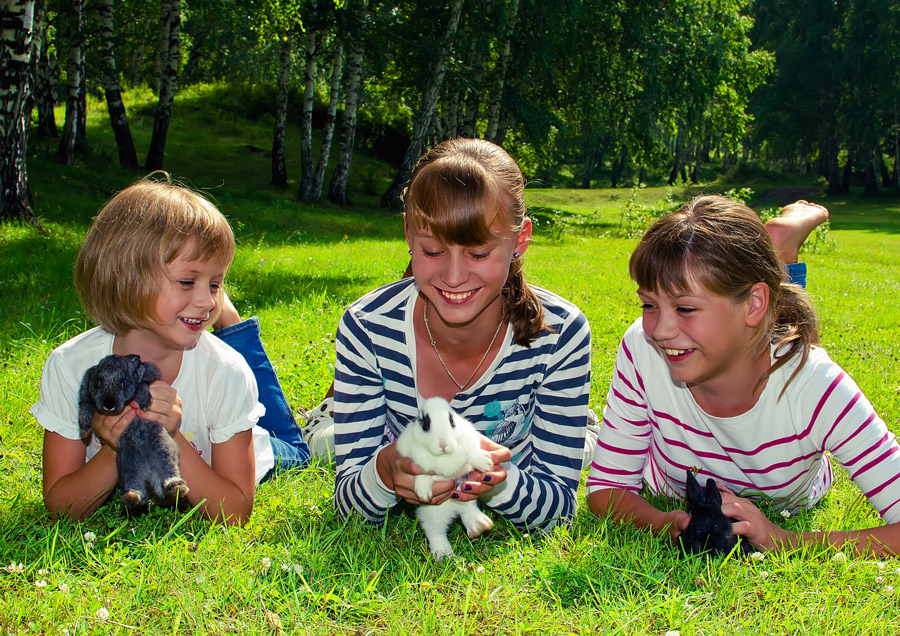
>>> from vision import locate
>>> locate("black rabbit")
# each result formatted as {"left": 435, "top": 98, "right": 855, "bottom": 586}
{"left": 680, "top": 470, "right": 754, "bottom": 556}
{"left": 79, "top": 354, "right": 188, "bottom": 514}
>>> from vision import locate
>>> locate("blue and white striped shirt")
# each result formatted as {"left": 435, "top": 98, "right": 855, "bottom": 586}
{"left": 333, "top": 278, "right": 591, "bottom": 530}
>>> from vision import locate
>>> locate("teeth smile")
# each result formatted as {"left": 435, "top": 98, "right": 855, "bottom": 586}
{"left": 181, "top": 317, "right": 203, "bottom": 325}
{"left": 664, "top": 348, "right": 691, "bottom": 356}
{"left": 442, "top": 290, "right": 475, "bottom": 300}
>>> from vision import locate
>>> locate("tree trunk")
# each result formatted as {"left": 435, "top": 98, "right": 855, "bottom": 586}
{"left": 313, "top": 38, "right": 343, "bottom": 200}
{"left": 271, "top": 33, "right": 291, "bottom": 188}
{"left": 580, "top": 145, "right": 596, "bottom": 189}
{"left": 484, "top": 0, "right": 518, "bottom": 143}
{"left": 298, "top": 3, "right": 318, "bottom": 200}
{"left": 840, "top": 151, "right": 852, "bottom": 193}
{"left": 145, "top": 0, "right": 181, "bottom": 172}
{"left": 328, "top": 0, "right": 368, "bottom": 207}
{"left": 380, "top": 0, "right": 464, "bottom": 208}
{"left": 24, "top": 0, "right": 43, "bottom": 124}
{"left": 863, "top": 154, "right": 880, "bottom": 196}
{"left": 57, "top": 0, "right": 84, "bottom": 166}
{"left": 0, "top": 0, "right": 42, "bottom": 228}
{"left": 181, "top": 31, "right": 204, "bottom": 85}
{"left": 31, "top": 0, "right": 55, "bottom": 138}
{"left": 99, "top": 0, "right": 138, "bottom": 169}
{"left": 459, "top": 35, "right": 485, "bottom": 138}
{"left": 668, "top": 130, "right": 683, "bottom": 186}
{"left": 612, "top": 147, "right": 628, "bottom": 188}
{"left": 878, "top": 153, "right": 891, "bottom": 189}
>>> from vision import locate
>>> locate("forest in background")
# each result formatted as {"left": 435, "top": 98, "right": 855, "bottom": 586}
{"left": 2, "top": 0, "right": 900, "bottom": 227}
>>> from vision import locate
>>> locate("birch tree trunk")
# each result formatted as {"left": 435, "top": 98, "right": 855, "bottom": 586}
{"left": 328, "top": 0, "right": 368, "bottom": 206}
{"left": 312, "top": 37, "right": 343, "bottom": 200}
{"left": 99, "top": 0, "right": 138, "bottom": 169}
{"left": 484, "top": 0, "right": 518, "bottom": 142}
{"left": 380, "top": 0, "right": 464, "bottom": 208}
{"left": 33, "top": 12, "right": 56, "bottom": 138}
{"left": 271, "top": 33, "right": 291, "bottom": 188}
{"left": 57, "top": 0, "right": 84, "bottom": 166}
{"left": 297, "top": 2, "right": 318, "bottom": 200}
{"left": 0, "top": 0, "right": 41, "bottom": 227}
{"left": 31, "top": 0, "right": 59, "bottom": 139}
{"left": 145, "top": 0, "right": 180, "bottom": 172}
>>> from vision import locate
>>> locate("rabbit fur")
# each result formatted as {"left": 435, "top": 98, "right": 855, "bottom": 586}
{"left": 680, "top": 469, "right": 753, "bottom": 556}
{"left": 396, "top": 397, "right": 495, "bottom": 561}
{"left": 78, "top": 354, "right": 188, "bottom": 513}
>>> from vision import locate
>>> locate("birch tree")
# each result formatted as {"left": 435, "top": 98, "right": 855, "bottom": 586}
{"left": 312, "top": 37, "right": 342, "bottom": 199}
{"left": 0, "top": 0, "right": 41, "bottom": 226}
{"left": 296, "top": 1, "right": 318, "bottom": 199}
{"left": 57, "top": 0, "right": 85, "bottom": 166}
{"left": 271, "top": 32, "right": 292, "bottom": 187}
{"left": 145, "top": 0, "right": 180, "bottom": 171}
{"left": 99, "top": 0, "right": 138, "bottom": 169}
{"left": 380, "top": 0, "right": 464, "bottom": 208}
{"left": 484, "top": 0, "right": 518, "bottom": 142}
{"left": 328, "top": 0, "right": 368, "bottom": 206}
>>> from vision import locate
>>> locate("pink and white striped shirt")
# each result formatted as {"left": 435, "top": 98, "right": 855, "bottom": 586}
{"left": 587, "top": 319, "right": 900, "bottom": 523}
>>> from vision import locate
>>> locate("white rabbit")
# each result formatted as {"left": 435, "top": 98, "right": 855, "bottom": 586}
{"left": 396, "top": 397, "right": 495, "bottom": 561}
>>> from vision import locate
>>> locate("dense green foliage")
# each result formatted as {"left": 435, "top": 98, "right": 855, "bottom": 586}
{"left": 2, "top": 88, "right": 900, "bottom": 634}
{"left": 20, "top": 0, "right": 900, "bottom": 205}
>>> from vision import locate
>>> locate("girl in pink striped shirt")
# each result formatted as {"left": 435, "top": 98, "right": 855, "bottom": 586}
{"left": 587, "top": 195, "right": 900, "bottom": 556}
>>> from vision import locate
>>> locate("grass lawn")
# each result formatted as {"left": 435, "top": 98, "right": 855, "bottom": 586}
{"left": 1, "top": 86, "right": 899, "bottom": 634}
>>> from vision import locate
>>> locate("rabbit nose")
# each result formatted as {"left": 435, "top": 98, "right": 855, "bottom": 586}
{"left": 101, "top": 398, "right": 118, "bottom": 411}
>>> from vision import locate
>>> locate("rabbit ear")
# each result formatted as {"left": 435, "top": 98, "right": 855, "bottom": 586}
{"left": 703, "top": 478, "right": 723, "bottom": 506}
{"left": 122, "top": 354, "right": 142, "bottom": 374}
{"left": 685, "top": 470, "right": 704, "bottom": 505}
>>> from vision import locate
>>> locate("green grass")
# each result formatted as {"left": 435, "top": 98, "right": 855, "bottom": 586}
{"left": 2, "top": 86, "right": 900, "bottom": 633}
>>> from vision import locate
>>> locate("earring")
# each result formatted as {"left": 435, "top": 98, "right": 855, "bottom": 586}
{"left": 514, "top": 252, "right": 520, "bottom": 259}
{"left": 408, "top": 249, "right": 412, "bottom": 255}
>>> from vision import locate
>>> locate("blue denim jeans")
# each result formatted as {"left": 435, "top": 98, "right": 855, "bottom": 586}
{"left": 785, "top": 262, "right": 807, "bottom": 288}
{"left": 213, "top": 317, "right": 310, "bottom": 477}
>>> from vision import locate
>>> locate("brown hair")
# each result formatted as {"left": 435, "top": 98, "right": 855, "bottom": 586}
{"left": 629, "top": 195, "right": 820, "bottom": 391}
{"left": 404, "top": 138, "right": 548, "bottom": 346}
{"left": 74, "top": 175, "right": 235, "bottom": 334}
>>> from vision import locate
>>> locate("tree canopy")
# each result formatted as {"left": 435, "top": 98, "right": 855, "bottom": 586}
{"left": 3, "top": 0, "right": 899, "bottom": 222}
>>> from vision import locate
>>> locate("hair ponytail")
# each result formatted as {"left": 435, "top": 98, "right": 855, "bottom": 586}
{"left": 769, "top": 280, "right": 820, "bottom": 392}
{"left": 502, "top": 258, "right": 548, "bottom": 347}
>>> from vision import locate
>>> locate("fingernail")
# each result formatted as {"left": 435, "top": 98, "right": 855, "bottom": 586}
{"left": 451, "top": 493, "right": 460, "bottom": 499}
{"left": 464, "top": 484, "right": 472, "bottom": 491}
{"left": 483, "top": 475, "right": 492, "bottom": 482}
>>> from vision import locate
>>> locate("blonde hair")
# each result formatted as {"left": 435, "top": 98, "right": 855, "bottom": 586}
{"left": 629, "top": 195, "right": 820, "bottom": 391}
{"left": 74, "top": 175, "right": 235, "bottom": 334}
{"left": 404, "top": 138, "right": 548, "bottom": 346}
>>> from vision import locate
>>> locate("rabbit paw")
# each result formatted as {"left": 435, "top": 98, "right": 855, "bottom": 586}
{"left": 413, "top": 474, "right": 436, "bottom": 502}
{"left": 470, "top": 449, "right": 494, "bottom": 473}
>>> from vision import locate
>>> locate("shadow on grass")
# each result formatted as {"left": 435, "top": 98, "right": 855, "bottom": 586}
{"left": 227, "top": 269, "right": 387, "bottom": 312}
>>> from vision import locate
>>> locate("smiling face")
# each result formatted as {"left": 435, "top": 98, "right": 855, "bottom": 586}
{"left": 638, "top": 278, "right": 765, "bottom": 389}
{"left": 406, "top": 214, "right": 531, "bottom": 328}
{"left": 144, "top": 244, "right": 226, "bottom": 352}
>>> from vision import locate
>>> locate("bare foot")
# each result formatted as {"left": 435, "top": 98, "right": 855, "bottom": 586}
{"left": 213, "top": 291, "right": 242, "bottom": 330}
{"left": 765, "top": 200, "right": 829, "bottom": 264}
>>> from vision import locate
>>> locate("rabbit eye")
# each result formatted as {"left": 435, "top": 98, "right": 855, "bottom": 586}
{"left": 422, "top": 414, "right": 431, "bottom": 432}
{"left": 448, "top": 413, "right": 455, "bottom": 428}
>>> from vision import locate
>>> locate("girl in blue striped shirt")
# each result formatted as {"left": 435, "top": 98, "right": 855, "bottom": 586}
{"left": 331, "top": 139, "right": 592, "bottom": 531}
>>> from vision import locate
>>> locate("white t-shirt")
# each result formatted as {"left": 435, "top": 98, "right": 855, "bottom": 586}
{"left": 31, "top": 327, "right": 274, "bottom": 483}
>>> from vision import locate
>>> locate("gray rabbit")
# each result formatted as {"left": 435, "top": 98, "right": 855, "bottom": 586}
{"left": 78, "top": 354, "right": 188, "bottom": 514}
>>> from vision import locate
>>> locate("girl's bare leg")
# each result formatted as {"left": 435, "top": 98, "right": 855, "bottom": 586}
{"left": 765, "top": 200, "right": 829, "bottom": 264}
